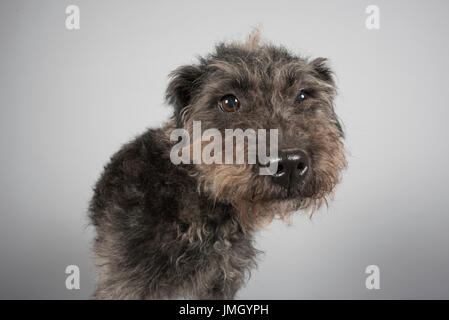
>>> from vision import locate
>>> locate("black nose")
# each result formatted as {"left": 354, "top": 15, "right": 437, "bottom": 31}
{"left": 271, "top": 150, "right": 310, "bottom": 189}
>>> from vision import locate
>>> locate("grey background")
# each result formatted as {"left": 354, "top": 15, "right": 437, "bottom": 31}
{"left": 0, "top": 0, "right": 448, "bottom": 299}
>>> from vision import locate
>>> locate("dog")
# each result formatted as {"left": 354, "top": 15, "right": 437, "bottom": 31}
{"left": 89, "top": 31, "right": 346, "bottom": 299}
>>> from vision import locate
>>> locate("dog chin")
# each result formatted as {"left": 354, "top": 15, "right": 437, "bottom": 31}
{"left": 253, "top": 189, "right": 302, "bottom": 202}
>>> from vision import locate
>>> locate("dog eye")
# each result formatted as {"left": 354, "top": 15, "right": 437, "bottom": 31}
{"left": 218, "top": 94, "right": 240, "bottom": 112}
{"left": 295, "top": 90, "right": 307, "bottom": 103}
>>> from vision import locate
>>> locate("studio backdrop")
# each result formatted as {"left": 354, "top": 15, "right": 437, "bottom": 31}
{"left": 0, "top": 0, "right": 448, "bottom": 299}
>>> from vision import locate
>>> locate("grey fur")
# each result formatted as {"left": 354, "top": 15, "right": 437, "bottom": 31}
{"left": 89, "top": 32, "right": 346, "bottom": 299}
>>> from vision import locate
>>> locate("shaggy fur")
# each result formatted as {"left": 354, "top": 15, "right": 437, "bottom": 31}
{"left": 89, "top": 31, "right": 346, "bottom": 299}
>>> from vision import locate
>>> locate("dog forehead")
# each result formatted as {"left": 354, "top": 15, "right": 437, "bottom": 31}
{"left": 213, "top": 42, "right": 298, "bottom": 63}
{"left": 202, "top": 44, "right": 312, "bottom": 89}
{"left": 210, "top": 45, "right": 305, "bottom": 72}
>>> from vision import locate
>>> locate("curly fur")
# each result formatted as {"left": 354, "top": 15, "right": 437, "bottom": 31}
{"left": 89, "top": 31, "right": 346, "bottom": 299}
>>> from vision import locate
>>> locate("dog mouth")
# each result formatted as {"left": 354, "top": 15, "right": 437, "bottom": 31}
{"left": 279, "top": 183, "right": 306, "bottom": 200}
{"left": 247, "top": 175, "right": 308, "bottom": 202}
{"left": 286, "top": 185, "right": 300, "bottom": 199}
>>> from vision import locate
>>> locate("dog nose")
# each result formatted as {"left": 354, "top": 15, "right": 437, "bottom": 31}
{"left": 271, "top": 150, "right": 310, "bottom": 189}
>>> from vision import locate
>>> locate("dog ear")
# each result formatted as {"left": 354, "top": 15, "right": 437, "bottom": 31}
{"left": 310, "top": 58, "right": 343, "bottom": 136}
{"left": 166, "top": 65, "right": 204, "bottom": 128}
{"left": 309, "top": 58, "right": 334, "bottom": 84}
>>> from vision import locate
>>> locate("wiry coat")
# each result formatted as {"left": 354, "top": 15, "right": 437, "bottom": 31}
{"left": 90, "top": 128, "right": 258, "bottom": 299}
{"left": 89, "top": 32, "right": 346, "bottom": 299}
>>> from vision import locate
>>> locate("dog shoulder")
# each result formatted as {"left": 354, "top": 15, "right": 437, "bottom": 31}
{"left": 89, "top": 128, "right": 186, "bottom": 224}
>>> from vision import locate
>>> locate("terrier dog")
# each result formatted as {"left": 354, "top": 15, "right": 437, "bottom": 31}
{"left": 89, "top": 31, "right": 346, "bottom": 299}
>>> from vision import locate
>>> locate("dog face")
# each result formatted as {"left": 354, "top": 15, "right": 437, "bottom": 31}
{"left": 166, "top": 33, "right": 346, "bottom": 225}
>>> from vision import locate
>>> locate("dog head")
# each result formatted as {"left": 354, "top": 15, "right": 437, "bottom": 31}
{"left": 166, "top": 31, "right": 346, "bottom": 226}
